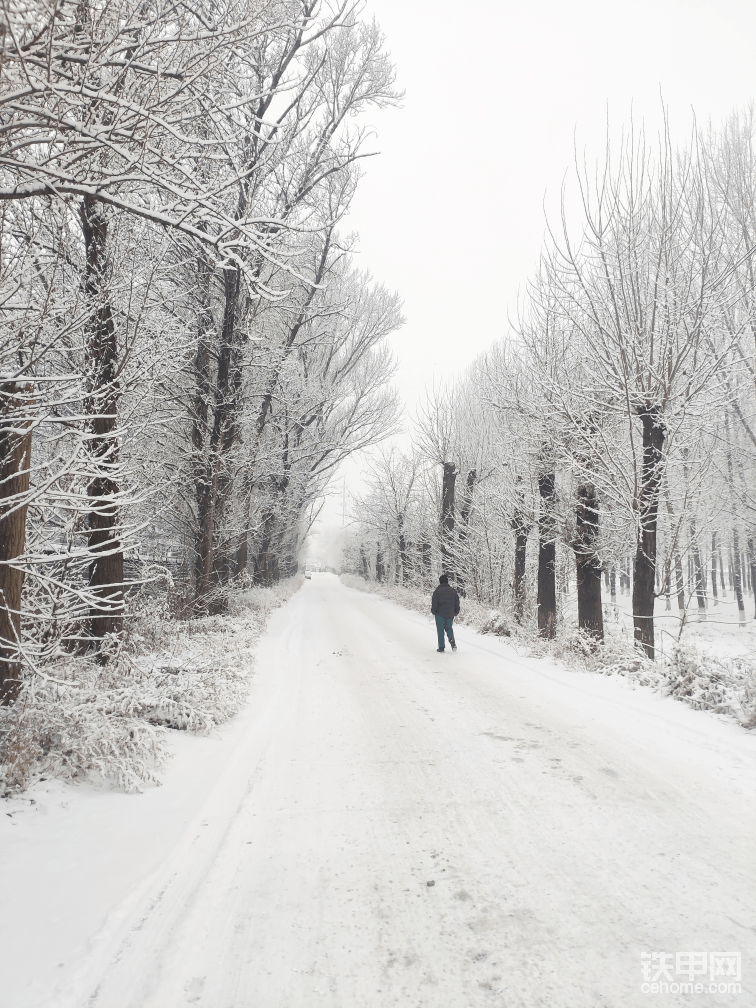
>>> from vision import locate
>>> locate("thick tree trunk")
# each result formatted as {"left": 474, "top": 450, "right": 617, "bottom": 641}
{"left": 511, "top": 513, "right": 529, "bottom": 624}
{"left": 573, "top": 481, "right": 603, "bottom": 641}
{"left": 453, "top": 469, "right": 475, "bottom": 588}
{"left": 195, "top": 468, "right": 219, "bottom": 609}
{"left": 455, "top": 469, "right": 476, "bottom": 594}
{"left": 459, "top": 470, "right": 476, "bottom": 527}
{"left": 233, "top": 478, "right": 257, "bottom": 580}
{"left": 632, "top": 408, "right": 665, "bottom": 659}
{"left": 375, "top": 545, "right": 385, "bottom": 583}
{"left": 537, "top": 470, "right": 557, "bottom": 639}
{"left": 397, "top": 526, "right": 409, "bottom": 584}
{"left": 441, "top": 461, "right": 456, "bottom": 572}
{"left": 192, "top": 265, "right": 244, "bottom": 612}
{"left": 80, "top": 197, "right": 124, "bottom": 646}
{"left": 208, "top": 268, "right": 242, "bottom": 610}
{"left": 609, "top": 564, "right": 617, "bottom": 603}
{"left": 253, "top": 510, "right": 277, "bottom": 587}
{"left": 190, "top": 249, "right": 217, "bottom": 611}
{"left": 0, "top": 383, "right": 33, "bottom": 705}
{"left": 255, "top": 549, "right": 279, "bottom": 588}
{"left": 511, "top": 476, "right": 530, "bottom": 624}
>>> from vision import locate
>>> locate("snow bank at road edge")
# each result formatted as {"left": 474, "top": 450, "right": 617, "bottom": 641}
{"left": 0, "top": 576, "right": 303, "bottom": 795}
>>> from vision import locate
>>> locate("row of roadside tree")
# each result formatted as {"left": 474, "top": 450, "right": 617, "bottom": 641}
{"left": 347, "top": 111, "right": 756, "bottom": 660}
{"left": 0, "top": 0, "right": 403, "bottom": 704}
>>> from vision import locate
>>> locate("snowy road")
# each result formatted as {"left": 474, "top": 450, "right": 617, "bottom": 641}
{"left": 52, "top": 576, "right": 756, "bottom": 1005}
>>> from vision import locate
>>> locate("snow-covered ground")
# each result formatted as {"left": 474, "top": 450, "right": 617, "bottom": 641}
{"left": 2, "top": 573, "right": 754, "bottom": 1007}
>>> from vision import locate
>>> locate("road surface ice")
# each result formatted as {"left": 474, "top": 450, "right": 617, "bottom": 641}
{"left": 3, "top": 574, "right": 755, "bottom": 1007}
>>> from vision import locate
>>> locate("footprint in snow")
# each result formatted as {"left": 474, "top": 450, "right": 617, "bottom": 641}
{"left": 184, "top": 977, "right": 205, "bottom": 1003}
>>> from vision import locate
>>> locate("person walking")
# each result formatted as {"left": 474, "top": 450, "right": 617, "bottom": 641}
{"left": 431, "top": 574, "right": 459, "bottom": 652}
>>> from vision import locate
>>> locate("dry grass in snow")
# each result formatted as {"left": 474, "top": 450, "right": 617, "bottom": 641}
{"left": 0, "top": 577, "right": 303, "bottom": 794}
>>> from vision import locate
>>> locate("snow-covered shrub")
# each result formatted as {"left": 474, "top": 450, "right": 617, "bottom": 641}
{"left": 546, "top": 626, "right": 602, "bottom": 663}
{"left": 663, "top": 644, "right": 756, "bottom": 724}
{"left": 231, "top": 576, "right": 303, "bottom": 618}
{"left": 479, "top": 612, "right": 512, "bottom": 637}
{"left": 124, "top": 582, "right": 177, "bottom": 655}
{"left": 0, "top": 576, "right": 303, "bottom": 794}
{"left": 0, "top": 657, "right": 168, "bottom": 793}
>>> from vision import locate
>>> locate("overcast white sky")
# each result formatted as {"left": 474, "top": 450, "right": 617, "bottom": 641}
{"left": 309, "top": 0, "right": 756, "bottom": 558}
{"left": 346, "top": 0, "right": 756, "bottom": 403}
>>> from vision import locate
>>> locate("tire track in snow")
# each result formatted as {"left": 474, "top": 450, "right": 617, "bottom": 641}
{"left": 78, "top": 575, "right": 756, "bottom": 1007}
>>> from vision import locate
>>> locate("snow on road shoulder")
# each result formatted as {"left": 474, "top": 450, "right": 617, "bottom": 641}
{"left": 0, "top": 578, "right": 303, "bottom": 1008}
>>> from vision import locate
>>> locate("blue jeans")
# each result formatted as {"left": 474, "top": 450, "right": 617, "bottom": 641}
{"left": 435, "top": 614, "right": 455, "bottom": 649}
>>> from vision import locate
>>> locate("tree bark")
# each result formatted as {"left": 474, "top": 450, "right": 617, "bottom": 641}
{"left": 537, "top": 470, "right": 557, "bottom": 639}
{"left": 632, "top": 408, "right": 664, "bottom": 659}
{"left": 455, "top": 469, "right": 476, "bottom": 595}
{"left": 748, "top": 538, "right": 756, "bottom": 619}
{"left": 397, "top": 528, "right": 409, "bottom": 584}
{"left": 0, "top": 383, "right": 33, "bottom": 705}
{"left": 375, "top": 544, "right": 385, "bottom": 583}
{"left": 711, "top": 532, "right": 719, "bottom": 606}
{"left": 511, "top": 475, "right": 530, "bottom": 624}
{"left": 573, "top": 481, "right": 603, "bottom": 641}
{"left": 511, "top": 512, "right": 529, "bottom": 624}
{"left": 191, "top": 265, "right": 245, "bottom": 611}
{"left": 190, "top": 248, "right": 216, "bottom": 611}
{"left": 80, "top": 196, "right": 124, "bottom": 646}
{"left": 253, "top": 509, "right": 277, "bottom": 587}
{"left": 195, "top": 467, "right": 218, "bottom": 608}
{"left": 441, "top": 461, "right": 456, "bottom": 572}
{"left": 207, "top": 268, "right": 242, "bottom": 609}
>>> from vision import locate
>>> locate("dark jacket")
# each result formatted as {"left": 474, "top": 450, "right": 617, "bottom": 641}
{"left": 431, "top": 584, "right": 460, "bottom": 618}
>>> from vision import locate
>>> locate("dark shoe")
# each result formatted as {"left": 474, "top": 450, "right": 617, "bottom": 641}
{"left": 436, "top": 647, "right": 445, "bottom": 652}
{"left": 451, "top": 642, "right": 457, "bottom": 651}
